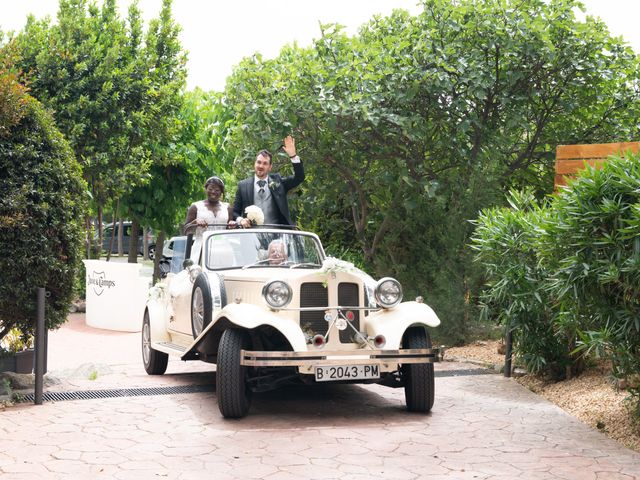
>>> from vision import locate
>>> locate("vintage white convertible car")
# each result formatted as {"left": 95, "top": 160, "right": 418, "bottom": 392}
{"left": 142, "top": 227, "right": 441, "bottom": 418}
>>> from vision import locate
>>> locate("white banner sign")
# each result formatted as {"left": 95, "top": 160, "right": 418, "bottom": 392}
{"left": 83, "top": 259, "right": 150, "bottom": 332}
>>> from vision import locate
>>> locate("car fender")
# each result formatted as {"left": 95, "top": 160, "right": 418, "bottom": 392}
{"left": 146, "top": 298, "right": 172, "bottom": 343}
{"left": 209, "top": 303, "right": 308, "bottom": 351}
{"left": 365, "top": 301, "right": 440, "bottom": 349}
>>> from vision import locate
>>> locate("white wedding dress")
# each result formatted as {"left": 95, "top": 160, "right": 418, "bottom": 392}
{"left": 188, "top": 200, "right": 229, "bottom": 262}
{"left": 192, "top": 200, "right": 229, "bottom": 235}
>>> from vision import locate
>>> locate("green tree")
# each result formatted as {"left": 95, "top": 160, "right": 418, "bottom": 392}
{"left": 15, "top": 1, "right": 151, "bottom": 226}
{"left": 123, "top": 89, "right": 235, "bottom": 277}
{"left": 543, "top": 155, "right": 640, "bottom": 389}
{"left": 471, "top": 190, "right": 571, "bottom": 377}
{"left": 0, "top": 44, "right": 86, "bottom": 343}
{"left": 10, "top": 0, "right": 191, "bottom": 254}
{"left": 120, "top": 0, "right": 187, "bottom": 263}
{"left": 222, "top": 0, "right": 640, "bottom": 343}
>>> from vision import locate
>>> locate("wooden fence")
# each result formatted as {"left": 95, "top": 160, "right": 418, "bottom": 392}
{"left": 554, "top": 141, "right": 640, "bottom": 188}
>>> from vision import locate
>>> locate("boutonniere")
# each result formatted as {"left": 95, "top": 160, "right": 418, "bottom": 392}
{"left": 268, "top": 180, "right": 280, "bottom": 190}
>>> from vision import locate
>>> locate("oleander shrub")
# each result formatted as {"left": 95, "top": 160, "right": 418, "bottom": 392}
{"left": 471, "top": 190, "right": 572, "bottom": 377}
{"left": 0, "top": 56, "right": 86, "bottom": 344}
{"left": 472, "top": 153, "right": 640, "bottom": 412}
{"left": 543, "top": 154, "right": 640, "bottom": 407}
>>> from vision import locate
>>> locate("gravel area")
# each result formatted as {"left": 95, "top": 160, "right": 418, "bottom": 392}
{"left": 444, "top": 340, "right": 505, "bottom": 368}
{"left": 444, "top": 340, "right": 640, "bottom": 453}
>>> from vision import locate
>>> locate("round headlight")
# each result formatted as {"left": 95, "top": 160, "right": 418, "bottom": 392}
{"left": 374, "top": 277, "right": 403, "bottom": 308}
{"left": 262, "top": 280, "right": 293, "bottom": 309}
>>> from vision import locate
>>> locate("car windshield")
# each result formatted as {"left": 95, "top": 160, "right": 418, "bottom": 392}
{"left": 204, "top": 230, "right": 324, "bottom": 270}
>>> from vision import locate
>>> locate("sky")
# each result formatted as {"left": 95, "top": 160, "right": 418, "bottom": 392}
{"left": 1, "top": 0, "right": 639, "bottom": 92}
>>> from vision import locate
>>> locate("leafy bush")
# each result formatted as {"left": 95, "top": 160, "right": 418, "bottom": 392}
{"left": 0, "top": 327, "right": 34, "bottom": 355}
{"left": 472, "top": 154, "right": 640, "bottom": 411}
{"left": 471, "top": 190, "right": 573, "bottom": 377}
{"left": 0, "top": 59, "right": 86, "bottom": 343}
{"left": 544, "top": 154, "right": 640, "bottom": 394}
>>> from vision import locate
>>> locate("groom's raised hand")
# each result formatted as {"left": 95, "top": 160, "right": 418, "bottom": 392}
{"left": 283, "top": 135, "right": 296, "bottom": 158}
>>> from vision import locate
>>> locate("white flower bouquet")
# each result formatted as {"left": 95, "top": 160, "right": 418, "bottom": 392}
{"left": 245, "top": 205, "right": 265, "bottom": 226}
{"left": 320, "top": 257, "right": 355, "bottom": 274}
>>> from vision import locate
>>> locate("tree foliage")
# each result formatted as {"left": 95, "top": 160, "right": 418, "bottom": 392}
{"left": 14, "top": 0, "right": 150, "bottom": 209}
{"left": 0, "top": 45, "right": 86, "bottom": 343}
{"left": 471, "top": 190, "right": 573, "bottom": 377}
{"left": 122, "top": 89, "right": 236, "bottom": 274}
{"left": 10, "top": 0, "right": 191, "bottom": 249}
{"left": 221, "top": 0, "right": 640, "bottom": 343}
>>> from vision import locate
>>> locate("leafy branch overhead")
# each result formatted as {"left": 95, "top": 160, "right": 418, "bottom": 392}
{"left": 222, "top": 0, "right": 639, "bottom": 342}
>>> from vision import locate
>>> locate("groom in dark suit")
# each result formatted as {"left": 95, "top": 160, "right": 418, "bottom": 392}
{"left": 232, "top": 136, "right": 305, "bottom": 227}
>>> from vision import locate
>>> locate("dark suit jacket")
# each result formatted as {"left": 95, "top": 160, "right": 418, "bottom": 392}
{"left": 233, "top": 161, "right": 305, "bottom": 226}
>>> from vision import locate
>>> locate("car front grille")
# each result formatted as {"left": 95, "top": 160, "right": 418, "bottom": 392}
{"left": 300, "top": 282, "right": 328, "bottom": 336}
{"left": 338, "top": 282, "right": 360, "bottom": 342}
{"left": 299, "top": 281, "right": 361, "bottom": 342}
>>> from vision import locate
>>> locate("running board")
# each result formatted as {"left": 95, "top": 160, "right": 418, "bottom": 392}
{"left": 153, "top": 341, "right": 189, "bottom": 357}
{"left": 154, "top": 323, "right": 220, "bottom": 360}
{"left": 152, "top": 337, "right": 206, "bottom": 361}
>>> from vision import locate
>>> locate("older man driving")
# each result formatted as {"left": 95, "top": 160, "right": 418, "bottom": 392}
{"left": 267, "top": 240, "right": 287, "bottom": 265}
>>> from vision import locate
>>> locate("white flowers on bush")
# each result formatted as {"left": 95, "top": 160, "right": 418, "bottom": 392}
{"left": 245, "top": 205, "right": 265, "bottom": 226}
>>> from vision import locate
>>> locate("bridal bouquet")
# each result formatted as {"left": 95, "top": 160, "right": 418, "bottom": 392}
{"left": 245, "top": 205, "right": 265, "bottom": 226}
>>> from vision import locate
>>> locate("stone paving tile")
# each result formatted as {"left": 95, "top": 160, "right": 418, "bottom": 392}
{"left": 2, "top": 321, "right": 640, "bottom": 480}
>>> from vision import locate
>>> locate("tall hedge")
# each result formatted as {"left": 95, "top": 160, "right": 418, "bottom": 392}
{"left": 544, "top": 154, "right": 640, "bottom": 388}
{"left": 0, "top": 73, "right": 86, "bottom": 342}
{"left": 470, "top": 191, "right": 571, "bottom": 377}
{"left": 472, "top": 153, "right": 640, "bottom": 412}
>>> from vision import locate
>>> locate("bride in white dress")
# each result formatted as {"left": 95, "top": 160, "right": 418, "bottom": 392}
{"left": 185, "top": 176, "right": 232, "bottom": 236}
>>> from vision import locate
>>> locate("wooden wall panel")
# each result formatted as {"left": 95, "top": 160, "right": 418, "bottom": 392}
{"left": 554, "top": 142, "right": 640, "bottom": 189}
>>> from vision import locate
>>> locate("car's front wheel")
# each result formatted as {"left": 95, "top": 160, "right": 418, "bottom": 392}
{"left": 217, "top": 329, "right": 251, "bottom": 418}
{"left": 402, "top": 327, "right": 435, "bottom": 413}
{"left": 142, "top": 311, "right": 168, "bottom": 375}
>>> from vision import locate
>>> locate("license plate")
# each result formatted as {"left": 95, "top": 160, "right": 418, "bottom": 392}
{"left": 314, "top": 364, "right": 380, "bottom": 382}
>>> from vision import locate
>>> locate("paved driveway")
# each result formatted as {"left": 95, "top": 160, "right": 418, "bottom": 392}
{"left": 1, "top": 314, "right": 638, "bottom": 479}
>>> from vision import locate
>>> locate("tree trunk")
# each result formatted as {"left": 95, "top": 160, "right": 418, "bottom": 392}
{"left": 97, "top": 205, "right": 104, "bottom": 259}
{"left": 117, "top": 217, "right": 124, "bottom": 256}
{"left": 128, "top": 218, "right": 139, "bottom": 263}
{"left": 106, "top": 212, "right": 116, "bottom": 261}
{"left": 153, "top": 231, "right": 165, "bottom": 284}
{"left": 84, "top": 215, "right": 91, "bottom": 259}
{"left": 143, "top": 227, "right": 150, "bottom": 260}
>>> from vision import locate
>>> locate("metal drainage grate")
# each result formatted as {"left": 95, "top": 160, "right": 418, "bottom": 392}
{"left": 18, "top": 370, "right": 494, "bottom": 403}
{"left": 436, "top": 368, "right": 496, "bottom": 377}
{"left": 19, "top": 384, "right": 214, "bottom": 403}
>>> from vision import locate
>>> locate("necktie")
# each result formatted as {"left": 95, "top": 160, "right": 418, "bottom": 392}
{"left": 257, "top": 179, "right": 266, "bottom": 196}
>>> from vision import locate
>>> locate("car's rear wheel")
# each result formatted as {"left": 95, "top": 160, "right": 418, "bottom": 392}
{"left": 402, "top": 327, "right": 434, "bottom": 413}
{"left": 191, "top": 274, "right": 212, "bottom": 338}
{"left": 217, "top": 329, "right": 251, "bottom": 419}
{"left": 142, "top": 311, "right": 168, "bottom": 375}
{"left": 148, "top": 245, "right": 156, "bottom": 260}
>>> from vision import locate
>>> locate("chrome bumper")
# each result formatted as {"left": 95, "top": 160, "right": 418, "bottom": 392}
{"left": 241, "top": 348, "right": 440, "bottom": 367}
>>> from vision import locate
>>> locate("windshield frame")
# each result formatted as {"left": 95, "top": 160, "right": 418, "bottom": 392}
{"left": 202, "top": 229, "right": 326, "bottom": 271}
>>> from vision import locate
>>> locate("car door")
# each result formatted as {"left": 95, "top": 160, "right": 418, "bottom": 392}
{"left": 166, "top": 237, "right": 194, "bottom": 336}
